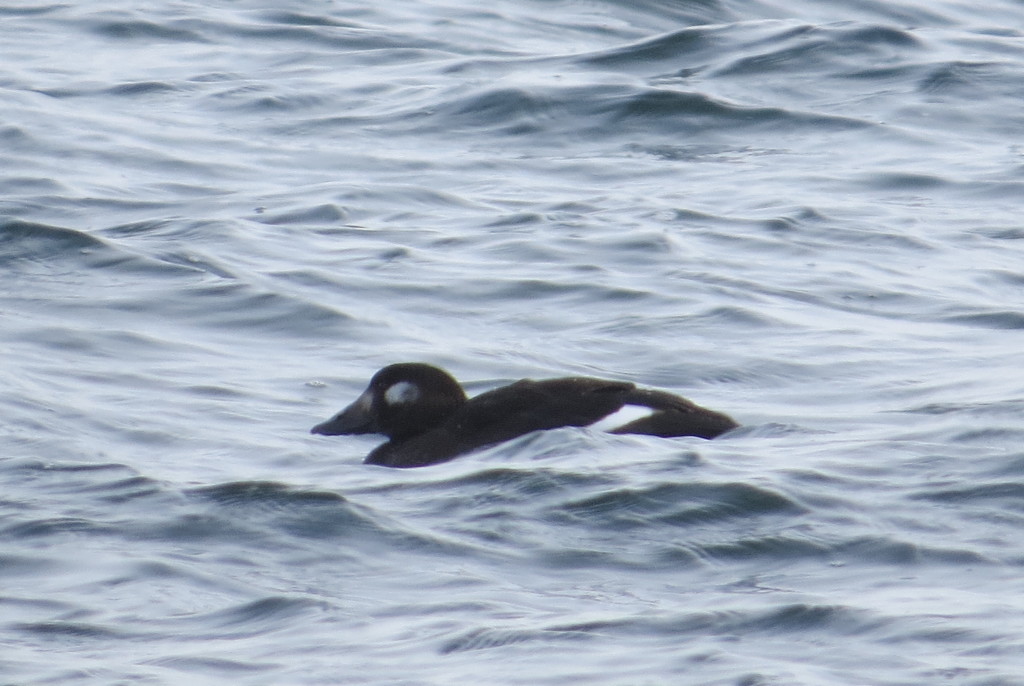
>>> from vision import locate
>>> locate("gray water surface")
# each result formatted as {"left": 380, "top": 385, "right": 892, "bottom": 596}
{"left": 2, "top": 1, "right": 1024, "bottom": 684}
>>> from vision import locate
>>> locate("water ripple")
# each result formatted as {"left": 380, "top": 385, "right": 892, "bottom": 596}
{"left": 4, "top": 1, "right": 1024, "bottom": 684}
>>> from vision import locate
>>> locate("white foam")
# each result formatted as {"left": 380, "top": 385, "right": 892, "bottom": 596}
{"left": 587, "top": 404, "right": 655, "bottom": 433}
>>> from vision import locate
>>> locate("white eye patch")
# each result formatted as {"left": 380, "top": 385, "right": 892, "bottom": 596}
{"left": 384, "top": 381, "right": 420, "bottom": 406}
{"left": 588, "top": 404, "right": 655, "bottom": 433}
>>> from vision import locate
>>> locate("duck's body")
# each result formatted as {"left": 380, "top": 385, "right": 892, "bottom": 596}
{"left": 311, "top": 363, "right": 737, "bottom": 468}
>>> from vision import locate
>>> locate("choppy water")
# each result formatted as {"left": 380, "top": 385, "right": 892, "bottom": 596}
{"left": 3, "top": 1, "right": 1024, "bottom": 684}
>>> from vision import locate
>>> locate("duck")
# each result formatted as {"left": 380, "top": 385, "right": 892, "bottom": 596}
{"left": 311, "top": 363, "right": 737, "bottom": 468}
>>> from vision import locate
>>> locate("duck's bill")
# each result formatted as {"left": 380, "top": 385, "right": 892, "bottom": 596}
{"left": 310, "top": 390, "right": 376, "bottom": 435}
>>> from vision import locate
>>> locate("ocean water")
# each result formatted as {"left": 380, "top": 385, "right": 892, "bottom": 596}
{"left": 2, "top": 0, "right": 1024, "bottom": 684}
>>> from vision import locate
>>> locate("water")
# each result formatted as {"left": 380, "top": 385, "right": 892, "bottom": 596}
{"left": 2, "top": 0, "right": 1024, "bottom": 683}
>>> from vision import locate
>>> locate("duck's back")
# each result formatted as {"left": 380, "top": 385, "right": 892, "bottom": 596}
{"left": 365, "top": 377, "right": 633, "bottom": 468}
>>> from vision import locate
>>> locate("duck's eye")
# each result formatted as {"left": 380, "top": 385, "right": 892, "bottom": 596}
{"left": 384, "top": 381, "right": 420, "bottom": 405}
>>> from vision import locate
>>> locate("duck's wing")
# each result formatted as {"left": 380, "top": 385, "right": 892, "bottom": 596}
{"left": 609, "top": 388, "right": 738, "bottom": 439}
